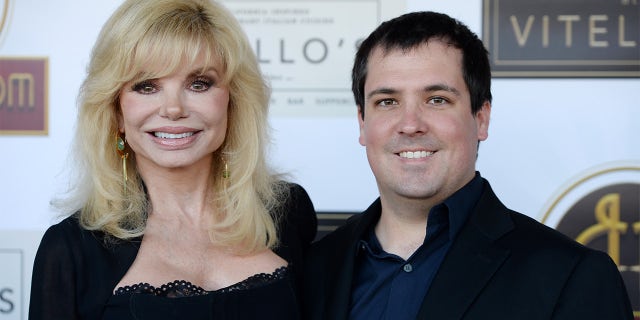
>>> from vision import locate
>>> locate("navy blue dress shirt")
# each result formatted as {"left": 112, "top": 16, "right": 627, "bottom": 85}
{"left": 349, "top": 173, "right": 484, "bottom": 320}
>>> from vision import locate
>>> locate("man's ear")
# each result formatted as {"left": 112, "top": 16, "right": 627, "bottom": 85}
{"left": 476, "top": 101, "right": 491, "bottom": 142}
{"left": 358, "top": 106, "right": 366, "bottom": 147}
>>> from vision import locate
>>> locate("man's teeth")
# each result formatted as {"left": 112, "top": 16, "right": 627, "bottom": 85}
{"left": 399, "top": 151, "right": 433, "bottom": 159}
{"left": 154, "top": 132, "right": 194, "bottom": 139}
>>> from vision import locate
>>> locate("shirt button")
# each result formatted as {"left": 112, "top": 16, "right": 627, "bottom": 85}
{"left": 403, "top": 264, "right": 413, "bottom": 273}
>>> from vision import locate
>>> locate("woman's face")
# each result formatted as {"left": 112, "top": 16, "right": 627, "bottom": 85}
{"left": 118, "top": 56, "right": 229, "bottom": 173}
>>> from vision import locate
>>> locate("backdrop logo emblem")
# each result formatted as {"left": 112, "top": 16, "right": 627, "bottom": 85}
{"left": 542, "top": 162, "right": 640, "bottom": 317}
{"left": 0, "top": 57, "right": 48, "bottom": 135}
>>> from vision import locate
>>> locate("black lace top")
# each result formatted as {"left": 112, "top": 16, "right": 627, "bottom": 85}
{"left": 29, "top": 183, "right": 317, "bottom": 320}
{"left": 103, "top": 267, "right": 299, "bottom": 319}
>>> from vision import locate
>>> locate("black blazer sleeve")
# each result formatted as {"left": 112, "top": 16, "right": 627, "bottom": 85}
{"left": 551, "top": 249, "right": 633, "bottom": 319}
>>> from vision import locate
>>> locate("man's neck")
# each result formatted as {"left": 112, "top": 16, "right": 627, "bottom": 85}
{"left": 374, "top": 203, "right": 429, "bottom": 260}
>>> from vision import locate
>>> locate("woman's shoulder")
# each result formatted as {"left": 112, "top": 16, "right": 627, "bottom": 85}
{"left": 40, "top": 214, "right": 83, "bottom": 243}
{"left": 37, "top": 214, "right": 100, "bottom": 255}
{"left": 35, "top": 213, "right": 140, "bottom": 276}
{"left": 276, "top": 181, "right": 317, "bottom": 240}
{"left": 32, "top": 215, "right": 90, "bottom": 278}
{"left": 39, "top": 213, "right": 135, "bottom": 258}
{"left": 278, "top": 181, "right": 315, "bottom": 215}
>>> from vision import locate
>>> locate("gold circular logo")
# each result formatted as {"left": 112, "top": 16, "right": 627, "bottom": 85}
{"left": 541, "top": 162, "right": 639, "bottom": 317}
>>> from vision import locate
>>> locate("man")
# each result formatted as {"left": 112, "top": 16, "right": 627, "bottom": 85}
{"left": 303, "top": 11, "right": 633, "bottom": 320}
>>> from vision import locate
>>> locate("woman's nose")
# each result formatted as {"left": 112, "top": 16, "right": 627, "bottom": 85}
{"left": 159, "top": 91, "right": 187, "bottom": 120}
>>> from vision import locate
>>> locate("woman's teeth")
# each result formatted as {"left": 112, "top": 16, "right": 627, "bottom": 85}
{"left": 154, "top": 132, "right": 194, "bottom": 139}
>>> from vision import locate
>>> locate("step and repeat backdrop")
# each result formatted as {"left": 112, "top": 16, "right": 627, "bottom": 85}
{"left": 0, "top": 0, "right": 638, "bottom": 318}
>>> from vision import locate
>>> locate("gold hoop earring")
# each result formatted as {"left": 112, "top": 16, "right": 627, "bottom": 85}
{"left": 116, "top": 134, "right": 129, "bottom": 192}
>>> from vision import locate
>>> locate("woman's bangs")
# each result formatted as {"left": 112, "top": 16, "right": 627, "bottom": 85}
{"left": 129, "top": 24, "right": 223, "bottom": 81}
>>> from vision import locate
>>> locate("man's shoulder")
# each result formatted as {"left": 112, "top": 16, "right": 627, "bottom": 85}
{"left": 310, "top": 211, "right": 369, "bottom": 255}
{"left": 472, "top": 179, "right": 616, "bottom": 272}
{"left": 476, "top": 180, "right": 588, "bottom": 254}
{"left": 316, "top": 212, "right": 363, "bottom": 241}
{"left": 495, "top": 208, "right": 600, "bottom": 263}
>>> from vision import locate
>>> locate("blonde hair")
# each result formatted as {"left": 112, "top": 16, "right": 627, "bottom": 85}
{"left": 56, "top": 0, "right": 286, "bottom": 253}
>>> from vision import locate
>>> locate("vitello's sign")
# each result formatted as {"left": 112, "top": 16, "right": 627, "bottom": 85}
{"left": 483, "top": 0, "right": 639, "bottom": 77}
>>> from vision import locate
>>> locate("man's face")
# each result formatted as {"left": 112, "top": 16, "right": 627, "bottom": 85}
{"left": 358, "top": 40, "right": 490, "bottom": 208}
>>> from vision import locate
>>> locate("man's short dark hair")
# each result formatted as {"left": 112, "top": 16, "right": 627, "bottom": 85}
{"left": 352, "top": 11, "right": 492, "bottom": 118}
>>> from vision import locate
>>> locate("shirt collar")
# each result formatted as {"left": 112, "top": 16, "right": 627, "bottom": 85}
{"left": 358, "top": 172, "right": 484, "bottom": 252}
{"left": 438, "top": 171, "right": 484, "bottom": 240}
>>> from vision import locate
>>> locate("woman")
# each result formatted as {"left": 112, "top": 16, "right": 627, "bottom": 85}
{"left": 29, "top": 0, "right": 317, "bottom": 319}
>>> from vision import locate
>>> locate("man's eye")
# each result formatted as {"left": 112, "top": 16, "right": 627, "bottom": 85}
{"left": 377, "top": 99, "right": 397, "bottom": 107}
{"left": 132, "top": 81, "right": 157, "bottom": 94}
{"left": 428, "top": 97, "right": 447, "bottom": 105}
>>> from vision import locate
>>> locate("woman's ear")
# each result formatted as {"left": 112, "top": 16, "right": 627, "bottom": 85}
{"left": 117, "top": 107, "right": 125, "bottom": 133}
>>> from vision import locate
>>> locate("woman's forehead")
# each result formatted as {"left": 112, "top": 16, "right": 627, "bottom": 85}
{"left": 130, "top": 43, "right": 223, "bottom": 78}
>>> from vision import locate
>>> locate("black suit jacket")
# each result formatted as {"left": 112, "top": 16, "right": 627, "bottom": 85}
{"left": 303, "top": 179, "right": 633, "bottom": 319}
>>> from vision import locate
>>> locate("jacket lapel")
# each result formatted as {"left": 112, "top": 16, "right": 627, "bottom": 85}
{"left": 325, "top": 199, "right": 382, "bottom": 320}
{"left": 416, "top": 181, "right": 514, "bottom": 319}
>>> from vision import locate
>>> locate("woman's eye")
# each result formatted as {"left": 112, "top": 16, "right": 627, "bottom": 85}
{"left": 132, "top": 81, "right": 157, "bottom": 94}
{"left": 190, "top": 78, "right": 212, "bottom": 92}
